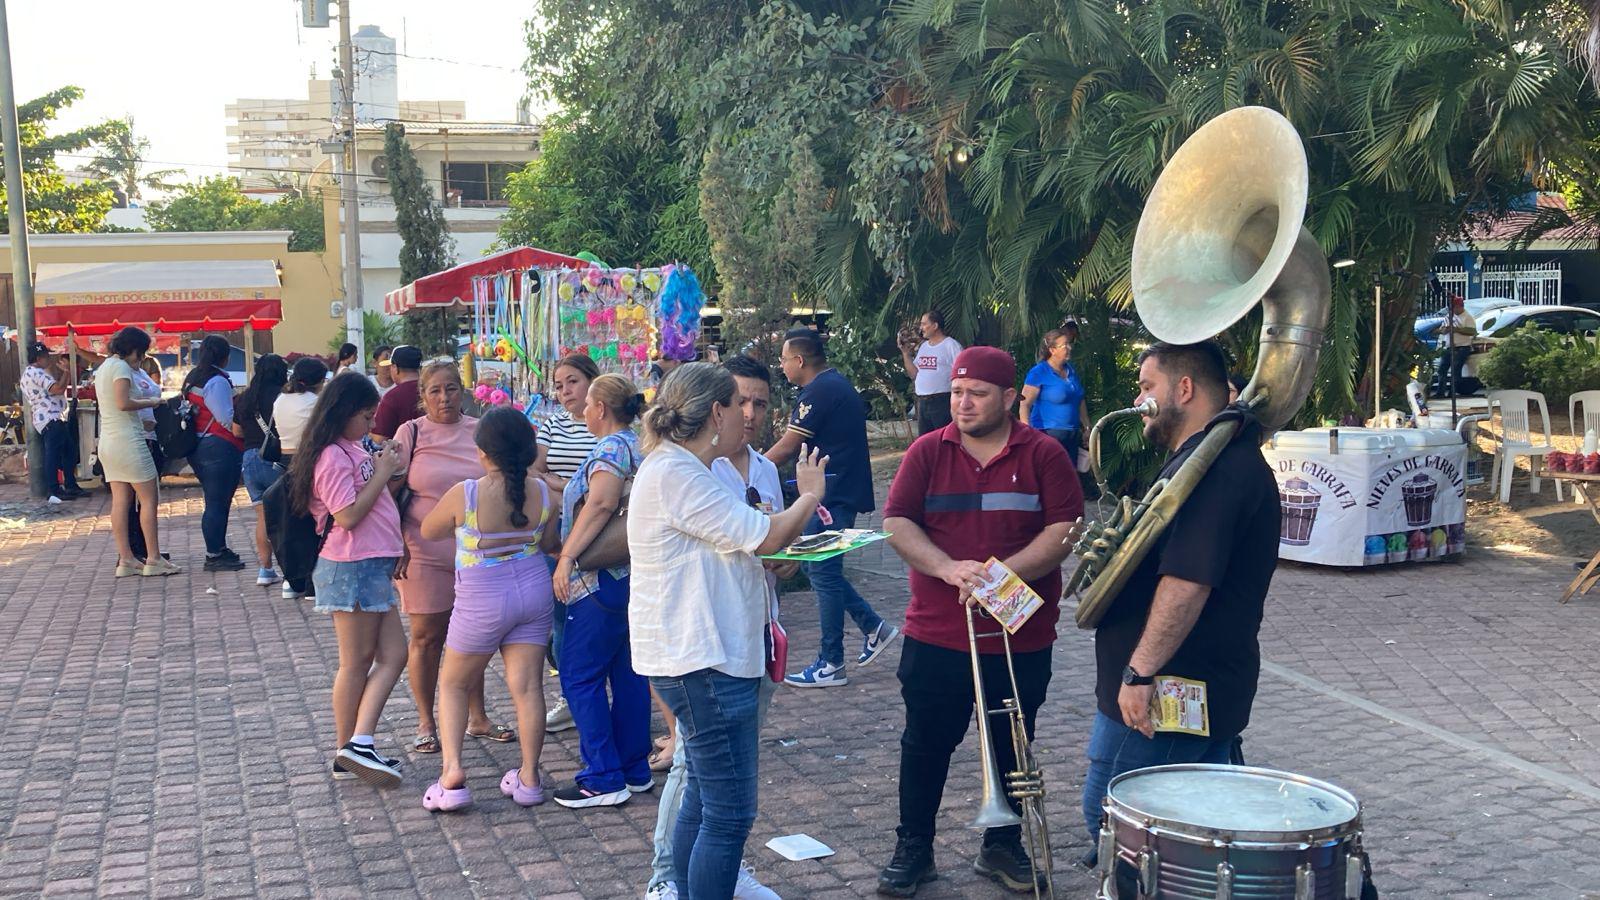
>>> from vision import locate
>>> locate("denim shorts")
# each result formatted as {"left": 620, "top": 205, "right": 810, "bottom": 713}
{"left": 240, "top": 448, "right": 284, "bottom": 505}
{"left": 312, "top": 556, "right": 400, "bottom": 614}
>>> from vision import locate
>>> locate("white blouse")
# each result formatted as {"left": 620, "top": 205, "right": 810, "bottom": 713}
{"left": 628, "top": 441, "right": 774, "bottom": 679}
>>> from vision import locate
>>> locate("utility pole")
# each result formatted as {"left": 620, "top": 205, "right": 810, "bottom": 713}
{"left": 0, "top": 0, "right": 48, "bottom": 498}
{"left": 337, "top": 0, "right": 364, "bottom": 364}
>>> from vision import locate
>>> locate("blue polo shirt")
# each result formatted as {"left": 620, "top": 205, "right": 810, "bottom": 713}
{"left": 788, "top": 368, "right": 875, "bottom": 512}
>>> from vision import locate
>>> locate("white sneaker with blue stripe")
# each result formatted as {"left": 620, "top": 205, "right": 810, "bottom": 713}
{"left": 857, "top": 622, "right": 901, "bottom": 666}
{"left": 785, "top": 658, "right": 848, "bottom": 688}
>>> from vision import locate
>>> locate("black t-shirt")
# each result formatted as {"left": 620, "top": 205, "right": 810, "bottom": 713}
{"left": 788, "top": 368, "right": 875, "bottom": 512}
{"left": 1094, "top": 412, "right": 1281, "bottom": 738}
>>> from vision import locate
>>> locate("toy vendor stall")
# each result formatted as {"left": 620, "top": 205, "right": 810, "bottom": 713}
{"left": 386, "top": 246, "right": 707, "bottom": 417}
{"left": 33, "top": 258, "right": 284, "bottom": 481}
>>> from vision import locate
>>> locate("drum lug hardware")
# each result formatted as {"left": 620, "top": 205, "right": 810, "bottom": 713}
{"left": 1096, "top": 824, "right": 1116, "bottom": 881}
{"left": 1137, "top": 848, "right": 1159, "bottom": 897}
{"left": 1344, "top": 848, "right": 1367, "bottom": 899}
{"left": 1294, "top": 861, "right": 1315, "bottom": 900}
{"left": 1215, "top": 862, "right": 1233, "bottom": 900}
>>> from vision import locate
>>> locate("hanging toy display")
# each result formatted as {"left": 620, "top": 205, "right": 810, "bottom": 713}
{"left": 552, "top": 265, "right": 684, "bottom": 387}
{"left": 656, "top": 264, "right": 705, "bottom": 364}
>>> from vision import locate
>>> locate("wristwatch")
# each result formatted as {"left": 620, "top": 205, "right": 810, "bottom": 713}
{"left": 1121, "top": 664, "right": 1154, "bottom": 686}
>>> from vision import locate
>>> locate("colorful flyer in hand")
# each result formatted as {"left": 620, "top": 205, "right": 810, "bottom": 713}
{"left": 1150, "top": 675, "right": 1210, "bottom": 736}
{"left": 971, "top": 558, "right": 1044, "bottom": 634}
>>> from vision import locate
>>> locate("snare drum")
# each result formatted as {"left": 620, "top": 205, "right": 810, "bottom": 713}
{"left": 1097, "top": 764, "right": 1367, "bottom": 900}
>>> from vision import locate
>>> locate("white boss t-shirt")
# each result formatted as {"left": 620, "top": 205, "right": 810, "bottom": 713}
{"left": 913, "top": 337, "right": 963, "bottom": 396}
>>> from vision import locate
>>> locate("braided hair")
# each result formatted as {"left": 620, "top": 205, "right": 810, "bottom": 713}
{"left": 475, "top": 406, "right": 538, "bottom": 528}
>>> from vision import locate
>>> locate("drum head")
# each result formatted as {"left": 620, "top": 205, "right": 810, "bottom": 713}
{"left": 1108, "top": 764, "right": 1360, "bottom": 842}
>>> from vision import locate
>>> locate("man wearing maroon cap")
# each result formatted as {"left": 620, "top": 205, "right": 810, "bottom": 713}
{"left": 877, "top": 345, "right": 1082, "bottom": 896}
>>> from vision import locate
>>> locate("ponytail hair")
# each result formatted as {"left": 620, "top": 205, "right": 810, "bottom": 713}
{"left": 589, "top": 373, "right": 644, "bottom": 426}
{"left": 640, "top": 362, "right": 735, "bottom": 454}
{"left": 475, "top": 406, "right": 538, "bottom": 528}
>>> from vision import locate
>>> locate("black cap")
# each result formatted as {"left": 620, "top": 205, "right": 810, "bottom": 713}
{"left": 390, "top": 345, "right": 424, "bottom": 370}
{"left": 28, "top": 341, "right": 52, "bottom": 363}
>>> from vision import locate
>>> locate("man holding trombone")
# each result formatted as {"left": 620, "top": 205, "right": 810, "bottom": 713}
{"left": 878, "top": 346, "right": 1082, "bottom": 896}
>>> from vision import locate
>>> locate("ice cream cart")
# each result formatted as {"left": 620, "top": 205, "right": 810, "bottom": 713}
{"left": 1262, "top": 428, "right": 1469, "bottom": 567}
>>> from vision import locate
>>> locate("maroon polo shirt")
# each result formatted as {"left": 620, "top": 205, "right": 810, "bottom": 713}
{"left": 884, "top": 420, "right": 1083, "bottom": 654}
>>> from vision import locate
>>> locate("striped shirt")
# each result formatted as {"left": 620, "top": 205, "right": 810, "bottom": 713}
{"left": 537, "top": 409, "right": 599, "bottom": 479}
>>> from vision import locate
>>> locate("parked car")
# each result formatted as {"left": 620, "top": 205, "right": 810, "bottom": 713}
{"left": 1458, "top": 304, "right": 1600, "bottom": 392}
{"left": 1414, "top": 297, "right": 1519, "bottom": 350}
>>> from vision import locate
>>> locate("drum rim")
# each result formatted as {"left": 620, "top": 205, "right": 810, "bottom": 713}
{"left": 1105, "top": 763, "right": 1363, "bottom": 844}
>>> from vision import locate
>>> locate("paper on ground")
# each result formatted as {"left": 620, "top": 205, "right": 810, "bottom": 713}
{"left": 766, "top": 834, "right": 835, "bottom": 861}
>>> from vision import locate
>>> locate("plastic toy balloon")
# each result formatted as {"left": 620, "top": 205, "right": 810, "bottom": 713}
{"left": 489, "top": 389, "right": 509, "bottom": 405}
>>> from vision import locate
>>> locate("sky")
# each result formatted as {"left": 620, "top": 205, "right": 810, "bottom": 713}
{"left": 10, "top": 0, "right": 542, "bottom": 187}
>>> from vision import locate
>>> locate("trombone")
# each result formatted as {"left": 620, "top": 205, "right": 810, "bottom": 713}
{"left": 966, "top": 607, "right": 1056, "bottom": 898}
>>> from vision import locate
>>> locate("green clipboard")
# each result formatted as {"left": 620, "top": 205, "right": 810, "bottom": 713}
{"left": 760, "top": 531, "right": 889, "bottom": 562}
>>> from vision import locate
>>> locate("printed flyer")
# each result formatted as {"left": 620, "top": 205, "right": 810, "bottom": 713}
{"left": 971, "top": 558, "right": 1044, "bottom": 634}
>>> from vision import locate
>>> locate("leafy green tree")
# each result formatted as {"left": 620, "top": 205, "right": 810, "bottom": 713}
{"left": 329, "top": 309, "right": 406, "bottom": 356}
{"left": 383, "top": 123, "right": 457, "bottom": 355}
{"left": 83, "top": 116, "right": 181, "bottom": 202}
{"left": 496, "top": 113, "right": 712, "bottom": 277}
{"left": 144, "top": 175, "right": 325, "bottom": 251}
{"left": 0, "top": 86, "right": 118, "bottom": 233}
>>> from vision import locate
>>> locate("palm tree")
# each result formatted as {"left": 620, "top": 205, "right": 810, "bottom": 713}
{"left": 84, "top": 117, "right": 181, "bottom": 203}
{"left": 863, "top": 0, "right": 1600, "bottom": 421}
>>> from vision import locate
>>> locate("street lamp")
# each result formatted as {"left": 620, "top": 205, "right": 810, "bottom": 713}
{"left": 1333, "top": 258, "right": 1356, "bottom": 269}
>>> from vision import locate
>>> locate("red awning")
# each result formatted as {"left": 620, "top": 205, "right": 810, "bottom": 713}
{"left": 34, "top": 259, "right": 282, "bottom": 336}
{"left": 384, "top": 246, "right": 586, "bottom": 315}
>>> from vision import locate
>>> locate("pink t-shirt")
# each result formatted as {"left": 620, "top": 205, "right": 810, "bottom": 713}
{"left": 392, "top": 415, "right": 483, "bottom": 572}
{"left": 310, "top": 439, "right": 404, "bottom": 562}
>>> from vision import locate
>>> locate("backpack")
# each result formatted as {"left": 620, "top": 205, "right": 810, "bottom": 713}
{"left": 262, "top": 475, "right": 329, "bottom": 588}
{"left": 153, "top": 396, "right": 198, "bottom": 461}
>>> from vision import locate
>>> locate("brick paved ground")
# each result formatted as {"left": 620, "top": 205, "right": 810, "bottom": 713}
{"left": 1, "top": 474, "right": 1598, "bottom": 899}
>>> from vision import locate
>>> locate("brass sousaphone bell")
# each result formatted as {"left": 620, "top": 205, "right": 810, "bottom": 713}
{"left": 1069, "top": 106, "right": 1333, "bottom": 627}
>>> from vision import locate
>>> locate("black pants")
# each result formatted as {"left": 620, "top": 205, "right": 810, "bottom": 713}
{"left": 128, "top": 440, "right": 165, "bottom": 561}
{"left": 917, "top": 393, "right": 952, "bottom": 435}
{"left": 897, "top": 635, "right": 1052, "bottom": 844}
{"left": 40, "top": 420, "right": 80, "bottom": 494}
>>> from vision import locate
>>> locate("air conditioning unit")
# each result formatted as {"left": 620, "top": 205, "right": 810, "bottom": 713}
{"left": 330, "top": 301, "right": 345, "bottom": 319}
{"left": 370, "top": 155, "right": 389, "bottom": 178}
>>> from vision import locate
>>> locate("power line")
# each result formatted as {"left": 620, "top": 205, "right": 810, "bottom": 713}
{"left": 353, "top": 46, "right": 525, "bottom": 74}
{"left": 54, "top": 151, "right": 528, "bottom": 194}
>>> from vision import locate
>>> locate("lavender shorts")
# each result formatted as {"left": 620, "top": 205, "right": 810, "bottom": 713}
{"left": 446, "top": 553, "right": 555, "bottom": 654}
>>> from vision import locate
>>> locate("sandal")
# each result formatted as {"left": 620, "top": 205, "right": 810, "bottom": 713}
{"left": 412, "top": 733, "right": 440, "bottom": 754}
{"left": 500, "top": 767, "right": 554, "bottom": 807}
{"left": 422, "top": 781, "right": 472, "bottom": 812}
{"left": 649, "top": 746, "right": 674, "bottom": 772}
{"left": 468, "top": 723, "right": 517, "bottom": 743}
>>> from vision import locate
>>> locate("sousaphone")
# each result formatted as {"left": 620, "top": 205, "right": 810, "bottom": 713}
{"left": 1068, "top": 106, "right": 1332, "bottom": 628}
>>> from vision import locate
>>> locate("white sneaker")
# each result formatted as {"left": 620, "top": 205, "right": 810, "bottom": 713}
{"left": 734, "top": 860, "right": 780, "bottom": 900}
{"left": 546, "top": 696, "right": 575, "bottom": 732}
{"left": 645, "top": 883, "right": 679, "bottom": 900}
{"left": 281, "top": 582, "right": 303, "bottom": 600}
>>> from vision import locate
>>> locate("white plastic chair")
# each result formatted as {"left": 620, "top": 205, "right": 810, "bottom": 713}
{"left": 1571, "top": 390, "right": 1600, "bottom": 443}
{"left": 1487, "top": 390, "right": 1563, "bottom": 504}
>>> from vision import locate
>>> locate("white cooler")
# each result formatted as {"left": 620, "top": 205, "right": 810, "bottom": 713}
{"left": 1262, "top": 428, "right": 1468, "bottom": 567}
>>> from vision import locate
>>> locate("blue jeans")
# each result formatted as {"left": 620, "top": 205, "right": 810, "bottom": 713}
{"left": 650, "top": 676, "right": 777, "bottom": 890}
{"left": 1081, "top": 711, "right": 1237, "bottom": 840}
{"left": 651, "top": 670, "right": 761, "bottom": 900}
{"left": 189, "top": 436, "right": 242, "bottom": 555}
{"left": 802, "top": 502, "right": 883, "bottom": 666}
{"left": 559, "top": 571, "right": 651, "bottom": 792}
{"left": 40, "top": 420, "right": 80, "bottom": 493}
